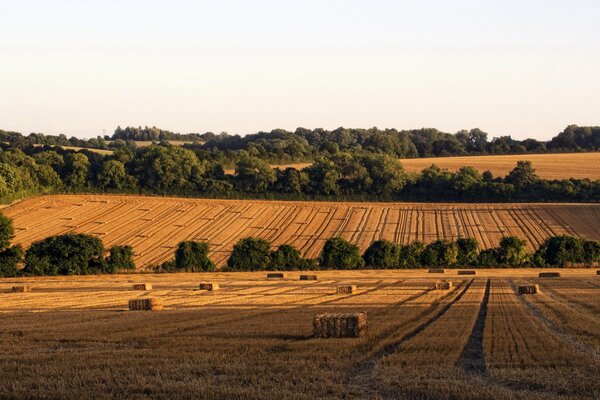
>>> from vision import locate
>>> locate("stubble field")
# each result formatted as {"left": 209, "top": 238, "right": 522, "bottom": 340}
{"left": 3, "top": 194, "right": 600, "bottom": 269}
{"left": 1, "top": 270, "right": 599, "bottom": 399}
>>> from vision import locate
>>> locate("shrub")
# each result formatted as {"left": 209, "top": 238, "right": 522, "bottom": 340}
{"left": 363, "top": 240, "right": 400, "bottom": 269}
{"left": 456, "top": 237, "right": 480, "bottom": 266}
{"left": 175, "top": 241, "right": 215, "bottom": 272}
{"left": 533, "top": 235, "right": 585, "bottom": 267}
{"left": 0, "top": 244, "right": 23, "bottom": 277}
{"left": 498, "top": 236, "right": 529, "bottom": 266}
{"left": 0, "top": 212, "right": 14, "bottom": 251}
{"left": 106, "top": 245, "right": 136, "bottom": 272}
{"left": 421, "top": 240, "right": 458, "bottom": 267}
{"left": 23, "top": 233, "right": 105, "bottom": 275}
{"left": 227, "top": 237, "right": 271, "bottom": 271}
{"left": 478, "top": 248, "right": 499, "bottom": 267}
{"left": 269, "top": 244, "right": 314, "bottom": 270}
{"left": 399, "top": 241, "right": 425, "bottom": 268}
{"left": 319, "top": 237, "right": 364, "bottom": 269}
{"left": 583, "top": 240, "right": 600, "bottom": 264}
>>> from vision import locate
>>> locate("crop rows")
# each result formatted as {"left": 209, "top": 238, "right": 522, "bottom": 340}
{"left": 4, "top": 194, "right": 600, "bottom": 268}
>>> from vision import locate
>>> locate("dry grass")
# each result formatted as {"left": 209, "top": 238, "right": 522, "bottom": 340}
{"left": 4, "top": 194, "right": 600, "bottom": 269}
{"left": 1, "top": 270, "right": 599, "bottom": 399}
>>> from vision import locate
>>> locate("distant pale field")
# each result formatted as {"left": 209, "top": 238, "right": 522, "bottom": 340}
{"left": 4, "top": 194, "right": 600, "bottom": 269}
{"left": 1, "top": 271, "right": 599, "bottom": 399}
{"left": 224, "top": 153, "right": 600, "bottom": 180}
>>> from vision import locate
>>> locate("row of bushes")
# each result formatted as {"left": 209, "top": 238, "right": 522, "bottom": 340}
{"left": 2, "top": 214, "right": 599, "bottom": 277}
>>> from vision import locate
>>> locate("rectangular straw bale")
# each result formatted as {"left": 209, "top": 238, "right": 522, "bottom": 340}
{"left": 597, "top": 270, "right": 600, "bottom": 275}
{"left": 199, "top": 282, "right": 219, "bottom": 291}
{"left": 336, "top": 285, "right": 357, "bottom": 294}
{"left": 11, "top": 285, "right": 31, "bottom": 293}
{"left": 299, "top": 274, "right": 318, "bottom": 281}
{"left": 132, "top": 283, "right": 152, "bottom": 290}
{"left": 435, "top": 281, "right": 452, "bottom": 290}
{"left": 313, "top": 312, "right": 367, "bottom": 338}
{"left": 128, "top": 298, "right": 163, "bottom": 311}
{"left": 458, "top": 270, "right": 477, "bottom": 275}
{"left": 518, "top": 284, "right": 539, "bottom": 295}
{"left": 539, "top": 272, "right": 561, "bottom": 278}
{"left": 428, "top": 269, "right": 445, "bottom": 273}
{"left": 267, "top": 272, "right": 286, "bottom": 279}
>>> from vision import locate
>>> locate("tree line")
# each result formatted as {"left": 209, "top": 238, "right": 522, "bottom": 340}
{"left": 1, "top": 141, "right": 599, "bottom": 203}
{"left": 2, "top": 212, "right": 598, "bottom": 277}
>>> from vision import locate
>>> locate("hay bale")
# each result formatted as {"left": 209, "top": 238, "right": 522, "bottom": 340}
{"left": 313, "top": 312, "right": 367, "bottom": 338}
{"left": 336, "top": 285, "right": 357, "bottom": 294}
{"left": 435, "top": 281, "right": 452, "bottom": 290}
{"left": 199, "top": 282, "right": 219, "bottom": 291}
{"left": 11, "top": 285, "right": 31, "bottom": 293}
{"left": 518, "top": 284, "right": 539, "bottom": 295}
{"left": 596, "top": 270, "right": 600, "bottom": 275}
{"left": 128, "top": 298, "right": 163, "bottom": 311}
{"left": 539, "top": 272, "right": 561, "bottom": 278}
{"left": 267, "top": 272, "right": 286, "bottom": 279}
{"left": 132, "top": 283, "right": 152, "bottom": 290}
{"left": 458, "top": 270, "right": 477, "bottom": 275}
{"left": 299, "top": 274, "right": 318, "bottom": 281}
{"left": 428, "top": 269, "right": 445, "bottom": 274}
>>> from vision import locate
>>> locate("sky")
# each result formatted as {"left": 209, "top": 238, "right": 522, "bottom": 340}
{"left": 0, "top": 0, "right": 599, "bottom": 140}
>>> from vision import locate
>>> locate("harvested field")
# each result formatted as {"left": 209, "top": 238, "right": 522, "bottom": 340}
{"left": 225, "top": 153, "right": 600, "bottom": 180}
{"left": 1, "top": 269, "right": 598, "bottom": 399}
{"left": 4, "top": 194, "right": 600, "bottom": 270}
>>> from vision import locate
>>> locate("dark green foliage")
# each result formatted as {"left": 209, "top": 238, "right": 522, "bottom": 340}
{"left": 582, "top": 240, "right": 600, "bottom": 264}
{"left": 421, "top": 240, "right": 458, "bottom": 267}
{"left": 498, "top": 236, "right": 529, "bottom": 266}
{"left": 106, "top": 245, "right": 136, "bottom": 272}
{"left": 174, "top": 241, "right": 215, "bottom": 272}
{"left": 0, "top": 212, "right": 14, "bottom": 251}
{"left": 269, "top": 244, "right": 315, "bottom": 270}
{"left": 534, "top": 235, "right": 585, "bottom": 267}
{"left": 319, "top": 237, "right": 364, "bottom": 269}
{"left": 399, "top": 241, "right": 425, "bottom": 268}
{"left": 456, "top": 237, "right": 480, "bottom": 266}
{"left": 227, "top": 237, "right": 271, "bottom": 271}
{"left": 23, "top": 233, "right": 105, "bottom": 276}
{"left": 363, "top": 240, "right": 400, "bottom": 269}
{"left": 478, "top": 248, "right": 499, "bottom": 267}
{"left": 234, "top": 155, "right": 276, "bottom": 193}
{"left": 0, "top": 245, "right": 23, "bottom": 277}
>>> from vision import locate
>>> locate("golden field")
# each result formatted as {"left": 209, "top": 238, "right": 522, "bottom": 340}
{"left": 224, "top": 152, "right": 600, "bottom": 180}
{"left": 4, "top": 194, "right": 600, "bottom": 269}
{"left": 1, "top": 270, "right": 599, "bottom": 399}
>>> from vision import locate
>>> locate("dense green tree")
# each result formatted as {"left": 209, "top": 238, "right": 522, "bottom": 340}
{"left": 106, "top": 245, "right": 136, "bottom": 272}
{"left": 498, "top": 236, "right": 529, "bottom": 266}
{"left": 319, "top": 237, "right": 364, "bottom": 269}
{"left": 478, "top": 248, "right": 499, "bottom": 267}
{"left": 399, "top": 241, "right": 425, "bottom": 268}
{"left": 134, "top": 145, "right": 204, "bottom": 191}
{"left": 421, "top": 240, "right": 459, "bottom": 267}
{"left": 98, "top": 160, "right": 132, "bottom": 190}
{"left": 363, "top": 240, "right": 401, "bottom": 268}
{"left": 64, "top": 153, "right": 90, "bottom": 189}
{"left": 506, "top": 161, "right": 539, "bottom": 188}
{"left": 174, "top": 241, "right": 215, "bottom": 271}
{"left": 0, "top": 212, "right": 15, "bottom": 251}
{"left": 234, "top": 155, "right": 276, "bottom": 193}
{"left": 269, "top": 244, "right": 314, "bottom": 270}
{"left": 533, "top": 235, "right": 584, "bottom": 267}
{"left": 227, "top": 237, "right": 271, "bottom": 271}
{"left": 456, "top": 237, "right": 480, "bottom": 266}
{"left": 0, "top": 244, "right": 23, "bottom": 277}
{"left": 305, "top": 157, "right": 340, "bottom": 195}
{"left": 23, "top": 233, "right": 105, "bottom": 276}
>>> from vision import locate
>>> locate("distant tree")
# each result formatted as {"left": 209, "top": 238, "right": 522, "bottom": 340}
{"left": 505, "top": 161, "right": 539, "bottom": 188}
{"left": 456, "top": 238, "right": 480, "bottom": 266}
{"left": 174, "top": 241, "right": 215, "bottom": 272}
{"left": 23, "top": 233, "right": 105, "bottom": 275}
{"left": 269, "top": 244, "right": 314, "bottom": 270}
{"left": 363, "top": 240, "right": 400, "bottom": 269}
{"left": 227, "top": 237, "right": 271, "bottom": 271}
{"left": 399, "top": 241, "right": 425, "bottom": 268}
{"left": 98, "top": 160, "right": 132, "bottom": 190}
{"left": 305, "top": 157, "right": 340, "bottom": 195}
{"left": 533, "top": 235, "right": 584, "bottom": 267}
{"left": 0, "top": 244, "right": 23, "bottom": 277}
{"left": 421, "top": 240, "right": 458, "bottom": 267}
{"left": 0, "top": 212, "right": 15, "bottom": 251}
{"left": 64, "top": 153, "right": 90, "bottom": 189}
{"left": 234, "top": 155, "right": 276, "bottom": 193}
{"left": 319, "top": 237, "right": 364, "bottom": 269}
{"left": 106, "top": 245, "right": 136, "bottom": 272}
{"left": 498, "top": 236, "right": 528, "bottom": 266}
{"left": 478, "top": 248, "right": 499, "bottom": 267}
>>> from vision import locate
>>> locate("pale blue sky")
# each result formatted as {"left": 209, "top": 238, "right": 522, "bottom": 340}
{"left": 1, "top": 0, "right": 598, "bottom": 139}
